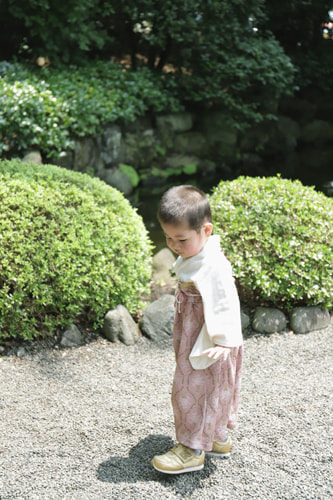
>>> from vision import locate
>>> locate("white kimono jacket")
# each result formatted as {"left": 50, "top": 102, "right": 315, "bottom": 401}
{"left": 174, "top": 234, "right": 243, "bottom": 370}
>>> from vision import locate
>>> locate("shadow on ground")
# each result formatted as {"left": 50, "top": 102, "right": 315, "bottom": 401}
{"left": 97, "top": 434, "right": 217, "bottom": 495}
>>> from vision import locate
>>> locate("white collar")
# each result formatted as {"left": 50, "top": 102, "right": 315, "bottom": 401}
{"left": 174, "top": 234, "right": 221, "bottom": 277}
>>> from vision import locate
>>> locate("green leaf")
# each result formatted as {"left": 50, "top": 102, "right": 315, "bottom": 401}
{"left": 119, "top": 164, "right": 140, "bottom": 187}
{"left": 183, "top": 164, "right": 197, "bottom": 175}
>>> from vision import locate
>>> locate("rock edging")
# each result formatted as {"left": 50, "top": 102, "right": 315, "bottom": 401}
{"left": 252, "top": 305, "right": 331, "bottom": 335}
{"left": 94, "top": 296, "right": 331, "bottom": 350}
{"left": 91, "top": 248, "right": 331, "bottom": 348}
{"left": 5, "top": 246, "right": 330, "bottom": 358}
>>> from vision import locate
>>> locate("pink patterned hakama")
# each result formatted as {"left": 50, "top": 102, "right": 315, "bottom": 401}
{"left": 172, "top": 285, "right": 243, "bottom": 451}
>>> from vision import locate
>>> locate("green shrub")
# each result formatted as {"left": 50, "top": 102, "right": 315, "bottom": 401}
{"left": 0, "top": 159, "right": 153, "bottom": 341}
{"left": 210, "top": 176, "right": 333, "bottom": 310}
{"left": 0, "top": 60, "right": 183, "bottom": 160}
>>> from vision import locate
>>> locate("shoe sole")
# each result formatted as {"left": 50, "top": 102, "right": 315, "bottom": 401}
{"left": 206, "top": 451, "right": 230, "bottom": 458}
{"left": 152, "top": 463, "right": 204, "bottom": 474}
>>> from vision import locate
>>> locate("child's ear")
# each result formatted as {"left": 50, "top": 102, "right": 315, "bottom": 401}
{"left": 203, "top": 222, "right": 213, "bottom": 237}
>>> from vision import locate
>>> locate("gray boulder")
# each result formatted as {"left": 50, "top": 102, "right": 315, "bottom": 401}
{"left": 200, "top": 112, "right": 238, "bottom": 145}
{"left": 174, "top": 132, "right": 208, "bottom": 155}
{"left": 289, "top": 307, "right": 331, "bottom": 334}
{"left": 16, "top": 347, "right": 27, "bottom": 357}
{"left": 61, "top": 324, "right": 84, "bottom": 347}
{"left": 74, "top": 137, "right": 98, "bottom": 172}
{"left": 122, "top": 129, "right": 156, "bottom": 169}
{"left": 241, "top": 312, "right": 250, "bottom": 331}
{"left": 100, "top": 125, "right": 122, "bottom": 165}
{"left": 102, "top": 167, "right": 133, "bottom": 195}
{"left": 156, "top": 112, "right": 193, "bottom": 133}
{"left": 165, "top": 154, "right": 201, "bottom": 171}
{"left": 152, "top": 248, "right": 176, "bottom": 285}
{"left": 140, "top": 294, "right": 175, "bottom": 342}
{"left": 103, "top": 305, "right": 140, "bottom": 345}
{"left": 253, "top": 307, "right": 287, "bottom": 334}
{"left": 22, "top": 150, "right": 43, "bottom": 165}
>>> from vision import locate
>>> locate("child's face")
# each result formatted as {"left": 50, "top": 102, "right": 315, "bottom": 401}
{"left": 161, "top": 221, "right": 213, "bottom": 259}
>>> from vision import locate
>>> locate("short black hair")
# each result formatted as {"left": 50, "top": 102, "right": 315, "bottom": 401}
{"left": 158, "top": 185, "right": 212, "bottom": 231}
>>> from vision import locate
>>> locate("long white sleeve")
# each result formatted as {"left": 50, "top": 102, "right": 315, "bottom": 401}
{"left": 174, "top": 235, "right": 243, "bottom": 369}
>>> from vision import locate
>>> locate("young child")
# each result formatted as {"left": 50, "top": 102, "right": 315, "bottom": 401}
{"left": 151, "top": 185, "right": 243, "bottom": 474}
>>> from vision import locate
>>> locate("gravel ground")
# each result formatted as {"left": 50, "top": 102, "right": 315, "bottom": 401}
{"left": 0, "top": 321, "right": 332, "bottom": 500}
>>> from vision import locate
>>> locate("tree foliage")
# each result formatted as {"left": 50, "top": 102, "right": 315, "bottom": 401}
{"left": 0, "top": 0, "right": 297, "bottom": 127}
{"left": 0, "top": 0, "right": 331, "bottom": 123}
{"left": 0, "top": 0, "right": 114, "bottom": 63}
{"left": 261, "top": 0, "right": 333, "bottom": 92}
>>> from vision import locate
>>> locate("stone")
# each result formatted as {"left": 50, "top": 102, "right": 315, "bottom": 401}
{"left": 241, "top": 312, "right": 250, "bottom": 330}
{"left": 200, "top": 112, "right": 238, "bottom": 145}
{"left": 100, "top": 125, "right": 122, "bottom": 165}
{"left": 156, "top": 113, "right": 193, "bottom": 133}
{"left": 22, "top": 150, "right": 42, "bottom": 165}
{"left": 289, "top": 307, "right": 331, "bottom": 334}
{"left": 252, "top": 307, "right": 287, "bottom": 334}
{"left": 152, "top": 248, "right": 176, "bottom": 285}
{"left": 174, "top": 132, "right": 208, "bottom": 155}
{"left": 102, "top": 167, "right": 133, "bottom": 195}
{"left": 122, "top": 129, "right": 156, "bottom": 169}
{"left": 139, "top": 294, "right": 175, "bottom": 342}
{"left": 17, "top": 347, "right": 27, "bottom": 357}
{"left": 60, "top": 324, "right": 83, "bottom": 347}
{"left": 103, "top": 305, "right": 140, "bottom": 346}
{"left": 74, "top": 137, "right": 99, "bottom": 172}
{"left": 124, "top": 116, "right": 154, "bottom": 134}
{"left": 95, "top": 157, "right": 107, "bottom": 178}
{"left": 164, "top": 154, "right": 200, "bottom": 170}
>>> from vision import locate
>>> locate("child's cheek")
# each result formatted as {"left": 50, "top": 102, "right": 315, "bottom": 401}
{"left": 186, "top": 243, "right": 194, "bottom": 255}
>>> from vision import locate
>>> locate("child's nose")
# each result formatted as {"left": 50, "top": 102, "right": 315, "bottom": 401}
{"left": 173, "top": 242, "right": 181, "bottom": 252}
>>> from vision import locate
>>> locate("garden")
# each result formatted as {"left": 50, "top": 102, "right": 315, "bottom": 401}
{"left": 0, "top": 159, "right": 332, "bottom": 343}
{"left": 0, "top": 1, "right": 332, "bottom": 343}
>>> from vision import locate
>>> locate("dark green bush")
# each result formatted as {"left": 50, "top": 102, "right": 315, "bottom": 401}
{"left": 0, "top": 159, "right": 153, "bottom": 341}
{"left": 263, "top": 0, "right": 333, "bottom": 93}
{"left": 210, "top": 176, "right": 333, "bottom": 310}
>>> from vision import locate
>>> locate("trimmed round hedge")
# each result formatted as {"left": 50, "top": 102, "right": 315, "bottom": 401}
{"left": 0, "top": 160, "right": 153, "bottom": 341}
{"left": 210, "top": 176, "right": 333, "bottom": 310}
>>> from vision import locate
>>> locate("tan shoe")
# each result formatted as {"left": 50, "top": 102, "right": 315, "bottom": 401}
{"left": 151, "top": 444, "right": 205, "bottom": 474}
{"left": 207, "top": 436, "right": 232, "bottom": 458}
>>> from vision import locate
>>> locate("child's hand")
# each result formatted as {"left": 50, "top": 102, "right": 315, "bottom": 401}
{"left": 202, "top": 345, "right": 231, "bottom": 361}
